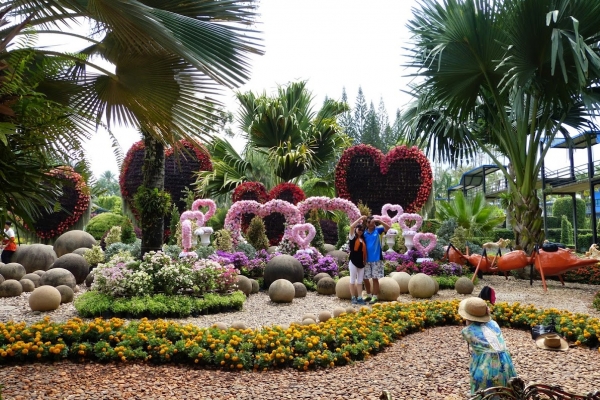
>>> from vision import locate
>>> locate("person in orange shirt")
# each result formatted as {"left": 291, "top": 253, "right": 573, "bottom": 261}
{"left": 2, "top": 221, "right": 17, "bottom": 263}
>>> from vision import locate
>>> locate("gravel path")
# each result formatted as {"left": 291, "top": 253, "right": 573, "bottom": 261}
{"left": 1, "top": 275, "right": 600, "bottom": 399}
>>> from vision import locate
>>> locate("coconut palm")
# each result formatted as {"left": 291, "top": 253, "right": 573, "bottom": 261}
{"left": 402, "top": 0, "right": 600, "bottom": 252}
{"left": 3, "top": 0, "right": 262, "bottom": 252}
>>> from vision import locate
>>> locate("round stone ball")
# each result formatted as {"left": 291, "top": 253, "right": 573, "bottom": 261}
{"left": 333, "top": 307, "right": 346, "bottom": 317}
{"left": 212, "top": 322, "right": 228, "bottom": 331}
{"left": 408, "top": 273, "right": 436, "bottom": 299}
{"left": 392, "top": 272, "right": 411, "bottom": 294}
{"left": 345, "top": 306, "right": 357, "bottom": 314}
{"left": 250, "top": 279, "right": 260, "bottom": 294}
{"left": 235, "top": 275, "right": 252, "bottom": 295}
{"left": 50, "top": 253, "right": 90, "bottom": 284}
{"left": 0, "top": 279, "right": 23, "bottom": 297}
{"left": 56, "top": 285, "right": 74, "bottom": 303}
{"left": 263, "top": 255, "right": 303, "bottom": 289}
{"left": 0, "top": 263, "right": 26, "bottom": 280}
{"left": 20, "top": 278, "right": 35, "bottom": 292}
{"left": 323, "top": 244, "right": 336, "bottom": 253}
{"left": 326, "top": 250, "right": 348, "bottom": 265}
{"left": 85, "top": 272, "right": 94, "bottom": 288}
{"left": 318, "top": 311, "right": 332, "bottom": 322}
{"left": 53, "top": 230, "right": 96, "bottom": 258}
{"left": 33, "top": 270, "right": 46, "bottom": 277}
{"left": 302, "top": 313, "right": 317, "bottom": 321}
{"left": 29, "top": 285, "right": 61, "bottom": 311}
{"left": 230, "top": 321, "right": 247, "bottom": 330}
{"left": 433, "top": 277, "right": 440, "bottom": 294}
{"left": 72, "top": 247, "right": 89, "bottom": 256}
{"left": 302, "top": 318, "right": 316, "bottom": 325}
{"left": 293, "top": 282, "right": 307, "bottom": 298}
{"left": 378, "top": 277, "right": 400, "bottom": 301}
{"left": 22, "top": 273, "right": 41, "bottom": 288}
{"left": 40, "top": 268, "right": 76, "bottom": 289}
{"left": 455, "top": 277, "right": 475, "bottom": 295}
{"left": 12, "top": 244, "right": 57, "bottom": 273}
{"left": 312, "top": 272, "right": 330, "bottom": 283}
{"left": 268, "top": 279, "right": 295, "bottom": 303}
{"left": 316, "top": 277, "right": 336, "bottom": 295}
{"left": 335, "top": 276, "right": 352, "bottom": 300}
{"left": 0, "top": 274, "right": 4, "bottom": 285}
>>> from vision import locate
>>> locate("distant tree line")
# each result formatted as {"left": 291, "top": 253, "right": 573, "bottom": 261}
{"left": 336, "top": 87, "right": 403, "bottom": 151}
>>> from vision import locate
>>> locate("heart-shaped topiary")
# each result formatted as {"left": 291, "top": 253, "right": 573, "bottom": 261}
{"left": 413, "top": 232, "right": 437, "bottom": 256}
{"left": 381, "top": 204, "right": 404, "bottom": 223}
{"left": 335, "top": 144, "right": 433, "bottom": 214}
{"left": 398, "top": 213, "right": 423, "bottom": 232}
{"left": 291, "top": 223, "right": 316, "bottom": 249}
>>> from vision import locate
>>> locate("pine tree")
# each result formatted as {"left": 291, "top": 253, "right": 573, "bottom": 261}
{"left": 338, "top": 87, "right": 355, "bottom": 140}
{"left": 353, "top": 87, "right": 368, "bottom": 144}
{"left": 377, "top": 98, "right": 394, "bottom": 151}
{"left": 246, "top": 216, "right": 269, "bottom": 251}
{"left": 362, "top": 102, "right": 383, "bottom": 149}
{"left": 390, "top": 109, "right": 404, "bottom": 146}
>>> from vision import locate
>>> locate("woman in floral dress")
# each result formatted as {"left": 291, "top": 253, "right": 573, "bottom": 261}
{"left": 458, "top": 297, "right": 518, "bottom": 395}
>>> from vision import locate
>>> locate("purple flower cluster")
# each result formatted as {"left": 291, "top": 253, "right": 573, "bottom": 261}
{"left": 439, "top": 262, "right": 463, "bottom": 276}
{"left": 213, "top": 250, "right": 249, "bottom": 270}
{"left": 244, "top": 249, "right": 279, "bottom": 278}
{"left": 312, "top": 255, "right": 339, "bottom": 277}
{"left": 396, "top": 261, "right": 420, "bottom": 274}
{"left": 418, "top": 260, "right": 440, "bottom": 276}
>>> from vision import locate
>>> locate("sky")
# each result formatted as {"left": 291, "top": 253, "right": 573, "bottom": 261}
{"left": 76, "top": 0, "right": 591, "bottom": 179}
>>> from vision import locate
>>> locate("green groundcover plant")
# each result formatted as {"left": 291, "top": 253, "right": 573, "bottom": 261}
{"left": 1, "top": 300, "right": 598, "bottom": 370}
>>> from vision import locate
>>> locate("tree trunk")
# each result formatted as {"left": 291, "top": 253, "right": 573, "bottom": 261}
{"left": 141, "top": 133, "right": 166, "bottom": 256}
{"left": 510, "top": 189, "right": 545, "bottom": 253}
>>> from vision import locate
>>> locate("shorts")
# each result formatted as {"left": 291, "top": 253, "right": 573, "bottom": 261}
{"left": 364, "top": 260, "right": 384, "bottom": 280}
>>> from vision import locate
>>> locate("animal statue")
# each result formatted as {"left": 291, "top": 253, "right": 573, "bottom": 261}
{"left": 482, "top": 238, "right": 511, "bottom": 255}
{"left": 446, "top": 242, "right": 598, "bottom": 291}
{"left": 585, "top": 243, "right": 600, "bottom": 260}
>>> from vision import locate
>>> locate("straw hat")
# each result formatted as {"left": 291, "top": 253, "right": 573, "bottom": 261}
{"left": 458, "top": 297, "right": 491, "bottom": 323}
{"left": 535, "top": 333, "right": 569, "bottom": 351}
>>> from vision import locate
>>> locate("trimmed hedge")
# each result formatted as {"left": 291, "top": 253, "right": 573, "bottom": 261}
{"left": 85, "top": 213, "right": 127, "bottom": 240}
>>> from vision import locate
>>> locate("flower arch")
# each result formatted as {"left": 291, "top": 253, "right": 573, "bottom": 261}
{"left": 297, "top": 197, "right": 361, "bottom": 222}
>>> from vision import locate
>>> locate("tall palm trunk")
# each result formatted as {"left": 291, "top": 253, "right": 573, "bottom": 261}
{"left": 140, "top": 133, "right": 166, "bottom": 256}
{"left": 510, "top": 189, "right": 544, "bottom": 253}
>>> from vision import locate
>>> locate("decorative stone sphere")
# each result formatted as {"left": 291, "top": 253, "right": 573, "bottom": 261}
{"left": 345, "top": 306, "right": 356, "bottom": 314}
{"left": 335, "top": 276, "right": 352, "bottom": 299}
{"left": 316, "top": 277, "right": 336, "bottom": 295}
{"left": 263, "top": 255, "right": 303, "bottom": 289}
{"left": 40, "top": 268, "right": 76, "bottom": 289}
{"left": 333, "top": 307, "right": 346, "bottom": 317}
{"left": 0, "top": 274, "right": 4, "bottom": 285}
{"left": 85, "top": 272, "right": 94, "bottom": 287}
{"left": 302, "top": 313, "right": 317, "bottom": 321}
{"left": 433, "top": 278, "right": 440, "bottom": 294}
{"left": 0, "top": 279, "right": 23, "bottom": 297}
{"left": 29, "top": 286, "right": 61, "bottom": 311}
{"left": 302, "top": 318, "right": 316, "bottom": 325}
{"left": 56, "top": 285, "right": 75, "bottom": 303}
{"left": 318, "top": 310, "right": 332, "bottom": 322}
{"left": 22, "top": 273, "right": 41, "bottom": 287}
{"left": 33, "top": 270, "right": 46, "bottom": 277}
{"left": 250, "top": 279, "right": 260, "bottom": 294}
{"left": 323, "top": 244, "right": 336, "bottom": 253}
{"left": 455, "top": 277, "right": 475, "bottom": 294}
{"left": 326, "top": 250, "right": 348, "bottom": 265}
{"left": 408, "top": 273, "right": 436, "bottom": 299}
{"left": 212, "top": 322, "right": 228, "bottom": 331}
{"left": 293, "top": 282, "right": 307, "bottom": 298}
{"left": 312, "top": 272, "right": 330, "bottom": 283}
{"left": 53, "top": 230, "right": 96, "bottom": 257}
{"left": 389, "top": 271, "right": 400, "bottom": 278}
{"left": 20, "top": 278, "right": 35, "bottom": 292}
{"left": 230, "top": 321, "right": 247, "bottom": 330}
{"left": 71, "top": 248, "right": 89, "bottom": 256}
{"left": 12, "top": 244, "right": 57, "bottom": 273}
{"left": 50, "top": 253, "right": 90, "bottom": 284}
{"left": 268, "top": 279, "right": 295, "bottom": 303}
{"left": 235, "top": 275, "right": 253, "bottom": 295}
{"left": 392, "top": 271, "right": 411, "bottom": 294}
{"left": 378, "top": 277, "right": 400, "bottom": 301}
{"left": 0, "top": 263, "right": 26, "bottom": 280}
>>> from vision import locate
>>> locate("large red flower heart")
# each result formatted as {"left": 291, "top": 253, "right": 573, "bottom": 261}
{"left": 335, "top": 144, "right": 433, "bottom": 214}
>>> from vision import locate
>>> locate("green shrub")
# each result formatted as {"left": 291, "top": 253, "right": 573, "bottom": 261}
{"left": 120, "top": 219, "right": 137, "bottom": 244}
{"left": 213, "top": 229, "right": 233, "bottom": 252}
{"left": 545, "top": 216, "right": 560, "bottom": 229}
{"left": 552, "top": 196, "right": 586, "bottom": 229}
{"left": 236, "top": 242, "right": 256, "bottom": 259}
{"left": 168, "top": 204, "right": 180, "bottom": 245}
{"left": 309, "top": 210, "right": 326, "bottom": 254}
{"left": 335, "top": 213, "right": 350, "bottom": 249}
{"left": 593, "top": 291, "right": 600, "bottom": 312}
{"left": 436, "top": 218, "right": 458, "bottom": 243}
{"left": 545, "top": 228, "right": 561, "bottom": 243}
{"left": 489, "top": 228, "right": 515, "bottom": 241}
{"left": 560, "top": 215, "right": 574, "bottom": 245}
{"left": 421, "top": 219, "right": 441, "bottom": 234}
{"left": 85, "top": 213, "right": 127, "bottom": 240}
{"left": 578, "top": 234, "right": 594, "bottom": 253}
{"left": 246, "top": 216, "right": 269, "bottom": 251}
{"left": 95, "top": 195, "right": 122, "bottom": 214}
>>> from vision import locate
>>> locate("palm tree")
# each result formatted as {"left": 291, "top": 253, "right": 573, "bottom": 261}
{"left": 437, "top": 192, "right": 505, "bottom": 237}
{"left": 402, "top": 0, "right": 600, "bottom": 252}
{"left": 236, "top": 81, "right": 352, "bottom": 183}
{"left": 4, "top": 0, "right": 262, "bottom": 253}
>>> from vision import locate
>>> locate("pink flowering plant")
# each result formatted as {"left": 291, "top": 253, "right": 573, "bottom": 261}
{"left": 92, "top": 252, "right": 153, "bottom": 296}
{"left": 189, "top": 259, "right": 238, "bottom": 294}
{"left": 297, "top": 197, "right": 361, "bottom": 222}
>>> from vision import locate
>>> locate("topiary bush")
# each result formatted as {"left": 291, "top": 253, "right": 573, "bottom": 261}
{"left": 552, "top": 196, "right": 587, "bottom": 229}
{"left": 436, "top": 218, "right": 458, "bottom": 245}
{"left": 246, "top": 216, "right": 269, "bottom": 251}
{"left": 85, "top": 213, "right": 127, "bottom": 240}
{"left": 308, "top": 210, "right": 326, "bottom": 255}
{"left": 213, "top": 229, "right": 233, "bottom": 253}
{"left": 560, "top": 215, "right": 574, "bottom": 245}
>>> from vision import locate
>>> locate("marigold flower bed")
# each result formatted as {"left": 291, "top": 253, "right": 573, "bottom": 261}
{"left": 1, "top": 300, "right": 598, "bottom": 371}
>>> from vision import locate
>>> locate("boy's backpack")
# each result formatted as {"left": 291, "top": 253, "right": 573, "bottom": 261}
{"left": 478, "top": 285, "right": 496, "bottom": 304}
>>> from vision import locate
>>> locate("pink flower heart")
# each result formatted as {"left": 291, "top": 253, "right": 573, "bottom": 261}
{"left": 291, "top": 223, "right": 316, "bottom": 249}
{"left": 191, "top": 199, "right": 217, "bottom": 221}
{"left": 398, "top": 213, "right": 423, "bottom": 231}
{"left": 413, "top": 232, "right": 437, "bottom": 255}
{"left": 180, "top": 210, "right": 206, "bottom": 251}
{"left": 381, "top": 203, "right": 404, "bottom": 223}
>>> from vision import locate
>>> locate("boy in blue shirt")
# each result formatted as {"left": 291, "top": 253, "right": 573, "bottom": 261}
{"left": 363, "top": 215, "right": 390, "bottom": 303}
